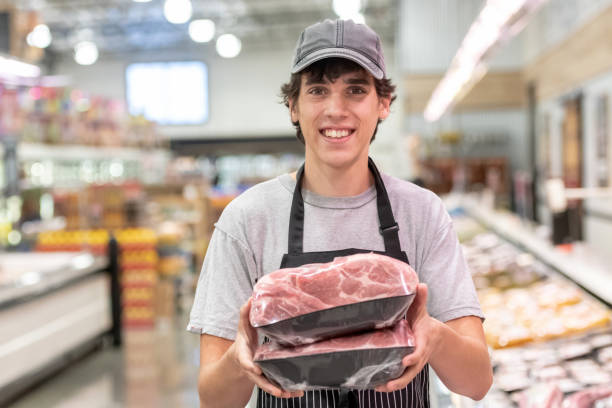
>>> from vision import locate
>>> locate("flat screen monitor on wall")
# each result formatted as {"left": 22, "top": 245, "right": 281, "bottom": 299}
{"left": 126, "top": 61, "right": 208, "bottom": 125}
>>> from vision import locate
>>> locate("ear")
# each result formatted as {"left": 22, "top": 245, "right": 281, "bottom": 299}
{"left": 289, "top": 99, "right": 299, "bottom": 123}
{"left": 378, "top": 96, "right": 391, "bottom": 120}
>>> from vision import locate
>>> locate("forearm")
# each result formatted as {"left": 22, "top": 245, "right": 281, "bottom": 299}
{"left": 198, "top": 344, "right": 255, "bottom": 408}
{"left": 428, "top": 319, "right": 492, "bottom": 400}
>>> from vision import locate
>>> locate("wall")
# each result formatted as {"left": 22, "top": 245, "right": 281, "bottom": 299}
{"left": 523, "top": 0, "right": 612, "bottom": 64}
{"left": 53, "top": 46, "right": 295, "bottom": 139}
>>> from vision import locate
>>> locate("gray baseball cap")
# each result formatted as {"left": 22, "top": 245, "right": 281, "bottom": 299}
{"left": 291, "top": 19, "right": 386, "bottom": 79}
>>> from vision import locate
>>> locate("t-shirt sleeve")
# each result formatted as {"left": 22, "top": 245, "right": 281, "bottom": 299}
{"left": 420, "top": 220, "right": 484, "bottom": 323}
{"left": 187, "top": 225, "right": 256, "bottom": 340}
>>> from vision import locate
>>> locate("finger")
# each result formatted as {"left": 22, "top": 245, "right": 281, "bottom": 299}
{"left": 246, "top": 372, "right": 284, "bottom": 397}
{"left": 239, "top": 298, "right": 253, "bottom": 326}
{"left": 238, "top": 351, "right": 262, "bottom": 375}
{"left": 414, "top": 284, "right": 428, "bottom": 310}
{"left": 247, "top": 372, "right": 304, "bottom": 399}
{"left": 375, "top": 362, "right": 424, "bottom": 392}
{"left": 279, "top": 390, "right": 305, "bottom": 399}
{"left": 402, "top": 351, "right": 423, "bottom": 367}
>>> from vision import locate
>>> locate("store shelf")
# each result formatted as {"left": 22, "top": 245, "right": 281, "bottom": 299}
{"left": 456, "top": 196, "right": 612, "bottom": 307}
{"left": 17, "top": 142, "right": 171, "bottom": 163}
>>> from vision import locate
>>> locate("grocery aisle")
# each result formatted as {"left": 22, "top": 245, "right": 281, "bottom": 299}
{"left": 7, "top": 313, "right": 200, "bottom": 408}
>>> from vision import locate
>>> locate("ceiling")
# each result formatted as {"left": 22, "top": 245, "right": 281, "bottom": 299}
{"left": 10, "top": 0, "right": 398, "bottom": 57}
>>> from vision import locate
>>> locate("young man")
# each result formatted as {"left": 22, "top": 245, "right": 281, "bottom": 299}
{"left": 188, "top": 19, "right": 492, "bottom": 408}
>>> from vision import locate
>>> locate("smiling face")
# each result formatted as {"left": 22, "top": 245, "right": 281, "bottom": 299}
{"left": 289, "top": 67, "right": 390, "bottom": 172}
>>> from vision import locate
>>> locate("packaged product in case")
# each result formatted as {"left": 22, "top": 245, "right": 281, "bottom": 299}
{"left": 517, "top": 383, "right": 563, "bottom": 408}
{"left": 563, "top": 385, "right": 612, "bottom": 408}
{"left": 254, "top": 320, "right": 414, "bottom": 391}
{"left": 250, "top": 253, "right": 417, "bottom": 345}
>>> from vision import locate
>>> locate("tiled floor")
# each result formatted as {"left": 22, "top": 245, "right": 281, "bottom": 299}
{"left": 8, "top": 317, "right": 201, "bottom": 408}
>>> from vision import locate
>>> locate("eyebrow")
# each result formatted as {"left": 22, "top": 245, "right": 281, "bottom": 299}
{"left": 304, "top": 76, "right": 371, "bottom": 86}
{"left": 344, "top": 78, "right": 371, "bottom": 85}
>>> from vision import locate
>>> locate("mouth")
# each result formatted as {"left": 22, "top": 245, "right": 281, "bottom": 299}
{"left": 319, "top": 128, "right": 355, "bottom": 141}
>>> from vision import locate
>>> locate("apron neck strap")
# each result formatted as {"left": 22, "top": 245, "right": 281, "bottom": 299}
{"left": 288, "top": 157, "right": 402, "bottom": 256}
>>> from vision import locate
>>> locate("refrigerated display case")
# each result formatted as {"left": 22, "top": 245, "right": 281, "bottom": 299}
{"left": 444, "top": 196, "right": 612, "bottom": 407}
{"left": 0, "top": 248, "right": 120, "bottom": 406}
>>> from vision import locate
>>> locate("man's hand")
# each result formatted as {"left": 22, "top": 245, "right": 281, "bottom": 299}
{"left": 230, "top": 298, "right": 305, "bottom": 399}
{"left": 375, "top": 283, "right": 442, "bottom": 392}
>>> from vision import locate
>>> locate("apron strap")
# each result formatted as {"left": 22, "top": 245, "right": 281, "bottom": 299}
{"left": 368, "top": 157, "right": 403, "bottom": 257}
{"left": 288, "top": 157, "right": 403, "bottom": 257}
{"left": 288, "top": 164, "right": 306, "bottom": 254}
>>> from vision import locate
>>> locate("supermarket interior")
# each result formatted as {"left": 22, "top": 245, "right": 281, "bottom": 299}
{"left": 1, "top": 0, "right": 612, "bottom": 407}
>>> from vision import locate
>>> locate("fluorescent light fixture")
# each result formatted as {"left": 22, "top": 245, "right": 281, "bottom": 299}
{"left": 333, "top": 0, "right": 361, "bottom": 18}
{"left": 424, "top": 0, "right": 549, "bottom": 122}
{"left": 0, "top": 56, "right": 41, "bottom": 78}
{"left": 164, "top": 0, "right": 192, "bottom": 24}
{"left": 74, "top": 41, "right": 99, "bottom": 65}
{"left": 189, "top": 19, "right": 215, "bottom": 43}
{"left": 216, "top": 34, "right": 241, "bottom": 58}
{"left": 26, "top": 24, "right": 52, "bottom": 48}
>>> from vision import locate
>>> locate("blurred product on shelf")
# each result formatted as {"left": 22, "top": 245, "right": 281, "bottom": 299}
{"left": 36, "top": 228, "right": 108, "bottom": 254}
{"left": 420, "top": 156, "right": 509, "bottom": 203}
{"left": 0, "top": 82, "right": 162, "bottom": 148}
{"left": 117, "top": 228, "right": 158, "bottom": 328}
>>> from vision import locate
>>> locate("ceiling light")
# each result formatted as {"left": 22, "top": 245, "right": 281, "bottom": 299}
{"left": 216, "top": 34, "right": 241, "bottom": 58}
{"left": 74, "top": 41, "right": 99, "bottom": 65}
{"left": 189, "top": 19, "right": 215, "bottom": 43}
{"left": 26, "top": 24, "right": 52, "bottom": 48}
{"left": 332, "top": 0, "right": 361, "bottom": 18}
{"left": 424, "top": 0, "right": 549, "bottom": 122}
{"left": 164, "top": 0, "right": 192, "bottom": 24}
{"left": 0, "top": 56, "right": 41, "bottom": 78}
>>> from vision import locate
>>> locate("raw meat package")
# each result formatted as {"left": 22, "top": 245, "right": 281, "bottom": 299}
{"left": 250, "top": 253, "right": 418, "bottom": 345}
{"left": 563, "top": 385, "right": 612, "bottom": 408}
{"left": 518, "top": 384, "right": 563, "bottom": 408}
{"left": 254, "top": 320, "right": 415, "bottom": 391}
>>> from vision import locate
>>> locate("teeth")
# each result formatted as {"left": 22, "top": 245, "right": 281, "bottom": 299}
{"left": 323, "top": 129, "right": 351, "bottom": 138}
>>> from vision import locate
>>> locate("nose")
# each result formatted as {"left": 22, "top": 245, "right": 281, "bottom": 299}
{"left": 323, "top": 92, "right": 348, "bottom": 119}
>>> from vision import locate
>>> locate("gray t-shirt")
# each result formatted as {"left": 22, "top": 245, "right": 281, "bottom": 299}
{"left": 188, "top": 172, "right": 483, "bottom": 339}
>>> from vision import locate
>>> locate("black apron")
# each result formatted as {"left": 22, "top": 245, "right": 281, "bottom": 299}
{"left": 257, "top": 158, "right": 430, "bottom": 408}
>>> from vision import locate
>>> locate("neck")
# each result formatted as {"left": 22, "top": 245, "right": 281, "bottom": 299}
{"left": 301, "top": 155, "right": 373, "bottom": 197}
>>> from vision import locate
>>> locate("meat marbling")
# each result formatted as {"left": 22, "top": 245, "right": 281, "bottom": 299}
{"left": 250, "top": 253, "right": 418, "bottom": 328}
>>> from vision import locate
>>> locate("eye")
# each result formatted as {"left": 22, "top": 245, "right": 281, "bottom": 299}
{"left": 307, "top": 86, "right": 327, "bottom": 96}
{"left": 347, "top": 86, "right": 367, "bottom": 95}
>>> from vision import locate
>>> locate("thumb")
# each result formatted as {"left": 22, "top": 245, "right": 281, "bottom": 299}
{"left": 412, "top": 283, "right": 428, "bottom": 313}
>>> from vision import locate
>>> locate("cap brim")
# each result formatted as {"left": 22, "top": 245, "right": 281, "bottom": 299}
{"left": 292, "top": 48, "right": 384, "bottom": 79}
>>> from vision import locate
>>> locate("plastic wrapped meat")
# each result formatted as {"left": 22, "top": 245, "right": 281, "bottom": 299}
{"left": 564, "top": 385, "right": 612, "bottom": 408}
{"left": 250, "top": 253, "right": 418, "bottom": 345}
{"left": 518, "top": 384, "right": 563, "bottom": 408}
{"left": 254, "top": 320, "right": 415, "bottom": 391}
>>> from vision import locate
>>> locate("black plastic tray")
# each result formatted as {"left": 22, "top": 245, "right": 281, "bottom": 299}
{"left": 256, "top": 294, "right": 415, "bottom": 345}
{"left": 255, "top": 346, "right": 413, "bottom": 390}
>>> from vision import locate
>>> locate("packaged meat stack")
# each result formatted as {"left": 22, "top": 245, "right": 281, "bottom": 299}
{"left": 250, "top": 253, "right": 418, "bottom": 390}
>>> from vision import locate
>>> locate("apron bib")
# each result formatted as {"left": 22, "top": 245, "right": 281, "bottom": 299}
{"left": 257, "top": 158, "right": 429, "bottom": 408}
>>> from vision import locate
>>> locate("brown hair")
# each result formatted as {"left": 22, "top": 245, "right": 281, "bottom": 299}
{"left": 280, "top": 58, "right": 396, "bottom": 144}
